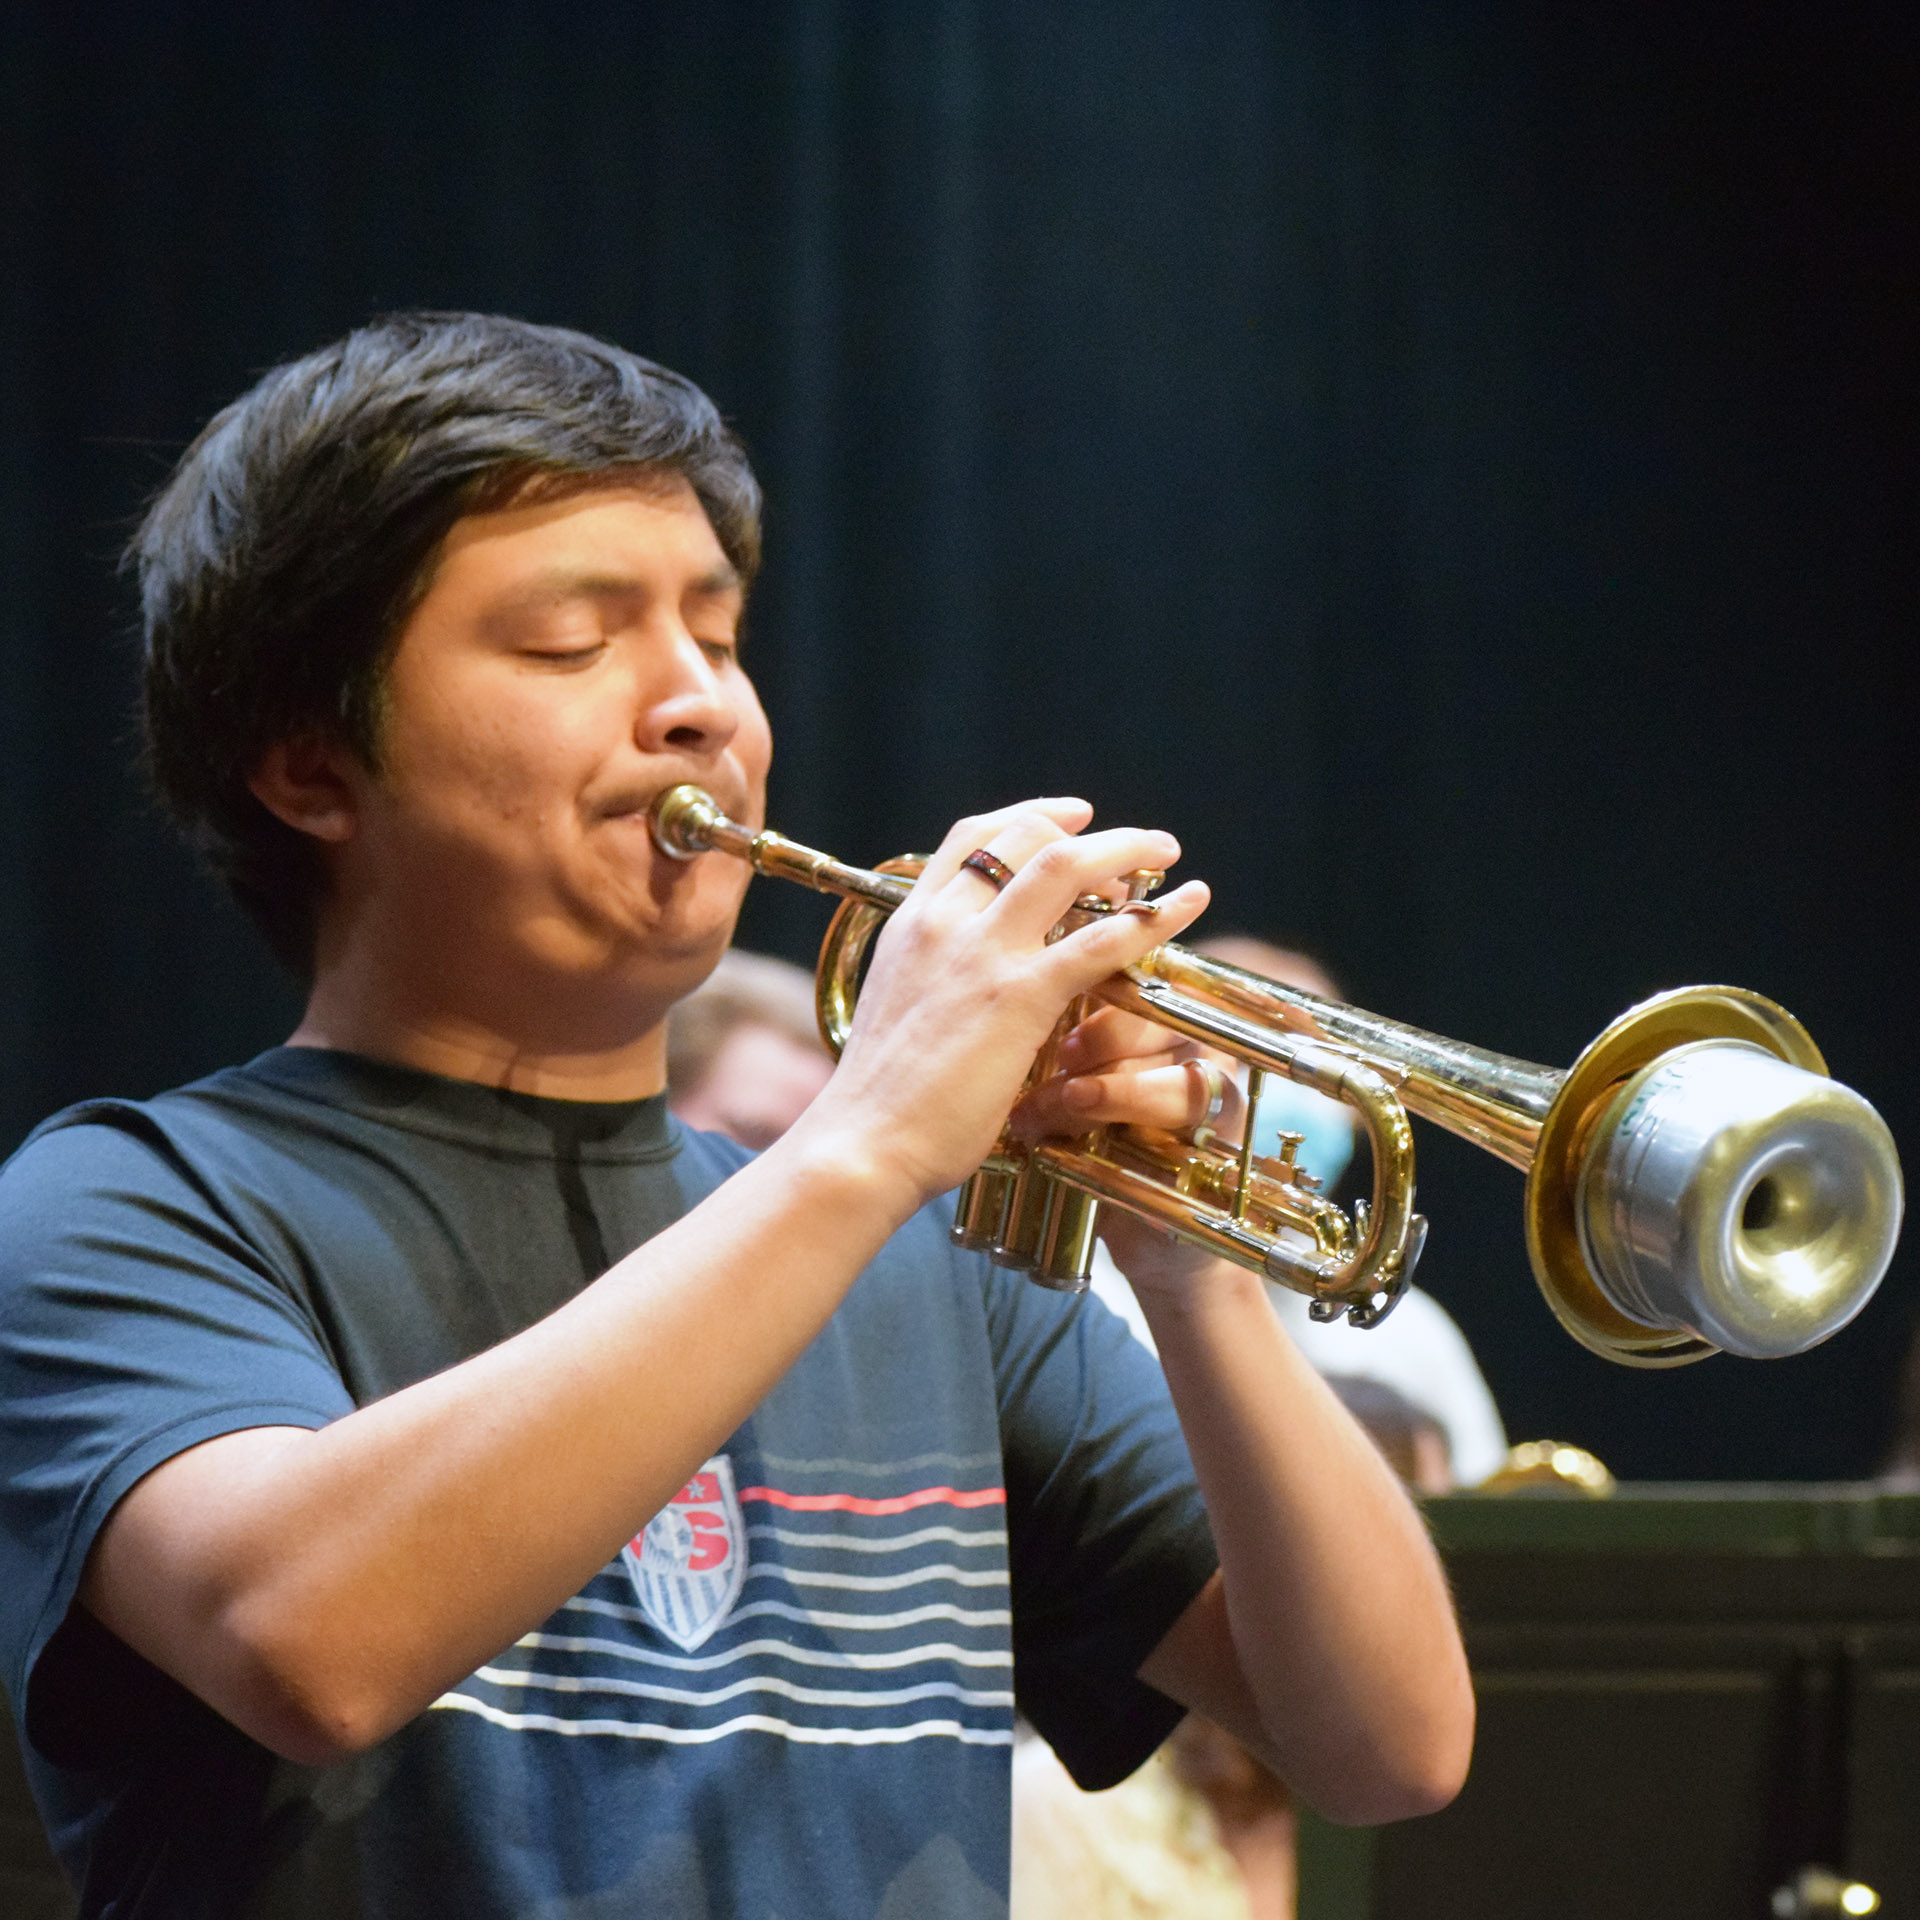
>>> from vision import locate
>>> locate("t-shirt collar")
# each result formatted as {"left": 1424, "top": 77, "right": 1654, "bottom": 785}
{"left": 236, "top": 1045, "right": 678, "bottom": 1162}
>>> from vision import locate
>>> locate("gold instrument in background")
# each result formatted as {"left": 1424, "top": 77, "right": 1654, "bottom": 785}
{"left": 651, "top": 787, "right": 1904, "bottom": 1369}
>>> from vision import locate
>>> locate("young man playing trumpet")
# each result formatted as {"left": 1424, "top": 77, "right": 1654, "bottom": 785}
{"left": 0, "top": 313, "right": 1470, "bottom": 1919}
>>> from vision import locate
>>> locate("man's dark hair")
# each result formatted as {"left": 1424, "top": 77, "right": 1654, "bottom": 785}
{"left": 133, "top": 311, "right": 762, "bottom": 975}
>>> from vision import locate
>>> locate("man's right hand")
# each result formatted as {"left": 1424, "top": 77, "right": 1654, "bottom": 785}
{"left": 795, "top": 799, "right": 1209, "bottom": 1208}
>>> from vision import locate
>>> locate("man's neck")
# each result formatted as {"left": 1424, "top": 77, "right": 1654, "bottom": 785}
{"left": 288, "top": 968, "right": 673, "bottom": 1104}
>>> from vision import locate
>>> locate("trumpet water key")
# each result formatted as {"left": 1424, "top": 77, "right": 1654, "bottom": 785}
{"left": 650, "top": 786, "right": 1903, "bottom": 1369}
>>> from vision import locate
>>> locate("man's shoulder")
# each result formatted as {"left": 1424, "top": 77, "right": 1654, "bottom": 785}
{"left": 4, "top": 1055, "right": 317, "bottom": 1192}
{"left": 10, "top": 1057, "right": 223, "bottom": 1157}
{"left": 0, "top": 1070, "right": 323, "bottom": 1314}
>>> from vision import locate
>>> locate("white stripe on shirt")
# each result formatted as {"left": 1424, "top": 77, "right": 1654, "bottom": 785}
{"left": 530, "top": 1627, "right": 1012, "bottom": 1673}
{"left": 432, "top": 1694, "right": 1015, "bottom": 1748}
{"left": 566, "top": 1593, "right": 1010, "bottom": 1634}
{"left": 745, "top": 1523, "right": 1008, "bottom": 1554}
{"left": 745, "top": 1562, "right": 1008, "bottom": 1593}
{"left": 471, "top": 1665, "right": 1012, "bottom": 1712}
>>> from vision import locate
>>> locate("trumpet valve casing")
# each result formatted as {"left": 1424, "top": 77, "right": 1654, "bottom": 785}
{"left": 1035, "top": 1183, "right": 1100, "bottom": 1291}
{"left": 953, "top": 1168, "right": 1017, "bottom": 1251}
{"left": 989, "top": 1163, "right": 1051, "bottom": 1273}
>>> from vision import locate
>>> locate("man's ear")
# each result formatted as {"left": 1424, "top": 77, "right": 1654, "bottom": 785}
{"left": 247, "top": 736, "right": 360, "bottom": 844}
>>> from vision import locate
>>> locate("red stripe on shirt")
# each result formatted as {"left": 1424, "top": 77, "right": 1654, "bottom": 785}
{"left": 738, "top": 1484, "right": 1007, "bottom": 1515}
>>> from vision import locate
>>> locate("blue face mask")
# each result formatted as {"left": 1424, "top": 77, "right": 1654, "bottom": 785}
{"left": 1248, "top": 1077, "right": 1357, "bottom": 1192}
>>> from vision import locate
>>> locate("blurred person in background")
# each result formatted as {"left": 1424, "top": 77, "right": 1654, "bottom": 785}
{"left": 1318, "top": 1374, "right": 1455, "bottom": 1498}
{"left": 667, "top": 948, "right": 834, "bottom": 1148}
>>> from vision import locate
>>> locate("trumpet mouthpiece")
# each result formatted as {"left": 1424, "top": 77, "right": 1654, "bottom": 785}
{"left": 649, "top": 785, "right": 730, "bottom": 860}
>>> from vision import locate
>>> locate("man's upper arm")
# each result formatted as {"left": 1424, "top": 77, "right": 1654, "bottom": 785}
{"left": 0, "top": 1115, "right": 350, "bottom": 1758}
{"left": 78, "top": 1423, "right": 316, "bottom": 1682}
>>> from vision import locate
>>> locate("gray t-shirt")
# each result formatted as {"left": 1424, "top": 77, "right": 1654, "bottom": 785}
{"left": 0, "top": 1049, "right": 1216, "bottom": 1920}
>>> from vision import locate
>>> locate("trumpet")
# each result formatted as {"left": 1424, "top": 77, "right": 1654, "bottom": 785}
{"left": 651, "top": 787, "right": 1903, "bottom": 1369}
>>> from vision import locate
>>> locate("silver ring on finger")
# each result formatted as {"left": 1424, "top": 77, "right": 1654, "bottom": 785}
{"left": 1183, "top": 1058, "right": 1227, "bottom": 1146}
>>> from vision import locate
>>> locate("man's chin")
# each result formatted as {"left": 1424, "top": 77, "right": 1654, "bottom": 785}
{"left": 558, "top": 860, "right": 752, "bottom": 985}
{"left": 619, "top": 905, "right": 741, "bottom": 989}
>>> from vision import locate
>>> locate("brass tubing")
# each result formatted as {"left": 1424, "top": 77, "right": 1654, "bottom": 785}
{"left": 1234, "top": 1067, "right": 1266, "bottom": 1224}
{"left": 1028, "top": 1143, "right": 1340, "bottom": 1293}
{"left": 647, "top": 784, "right": 1902, "bottom": 1363}
{"left": 1094, "top": 973, "right": 1422, "bottom": 1306}
{"left": 1137, "top": 945, "right": 1558, "bottom": 1171}
{"left": 952, "top": 1167, "right": 1016, "bottom": 1250}
{"left": 650, "top": 783, "right": 1422, "bottom": 1316}
{"left": 652, "top": 787, "right": 912, "bottom": 916}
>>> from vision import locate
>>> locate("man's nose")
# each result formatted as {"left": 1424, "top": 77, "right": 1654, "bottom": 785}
{"left": 633, "top": 635, "right": 740, "bottom": 758}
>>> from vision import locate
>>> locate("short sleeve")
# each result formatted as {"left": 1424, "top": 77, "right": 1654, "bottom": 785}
{"left": 984, "top": 1260, "right": 1219, "bottom": 1790}
{"left": 0, "top": 1109, "right": 354, "bottom": 1747}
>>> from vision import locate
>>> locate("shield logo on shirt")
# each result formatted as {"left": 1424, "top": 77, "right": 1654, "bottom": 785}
{"left": 622, "top": 1454, "right": 748, "bottom": 1651}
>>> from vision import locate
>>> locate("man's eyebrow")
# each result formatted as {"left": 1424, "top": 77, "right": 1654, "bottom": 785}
{"left": 485, "top": 564, "right": 744, "bottom": 619}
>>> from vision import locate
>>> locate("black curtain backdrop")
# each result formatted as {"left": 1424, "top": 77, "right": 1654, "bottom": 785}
{"left": 2, "top": 2, "right": 1913, "bottom": 1478}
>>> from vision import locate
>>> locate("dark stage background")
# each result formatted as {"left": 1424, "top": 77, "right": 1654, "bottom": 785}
{"left": 2, "top": 3, "right": 1914, "bottom": 1479}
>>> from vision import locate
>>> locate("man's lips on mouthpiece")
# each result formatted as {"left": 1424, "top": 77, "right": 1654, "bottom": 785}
{"left": 601, "top": 785, "right": 733, "bottom": 824}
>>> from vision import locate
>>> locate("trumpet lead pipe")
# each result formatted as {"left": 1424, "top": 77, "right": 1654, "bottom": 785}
{"left": 650, "top": 786, "right": 911, "bottom": 911}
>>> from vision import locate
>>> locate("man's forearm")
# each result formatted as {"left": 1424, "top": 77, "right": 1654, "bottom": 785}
{"left": 82, "top": 1117, "right": 923, "bottom": 1764}
{"left": 1134, "top": 1263, "right": 1474, "bottom": 1824}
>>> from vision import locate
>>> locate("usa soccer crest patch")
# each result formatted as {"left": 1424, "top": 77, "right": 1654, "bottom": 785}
{"left": 622, "top": 1455, "right": 748, "bottom": 1650}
